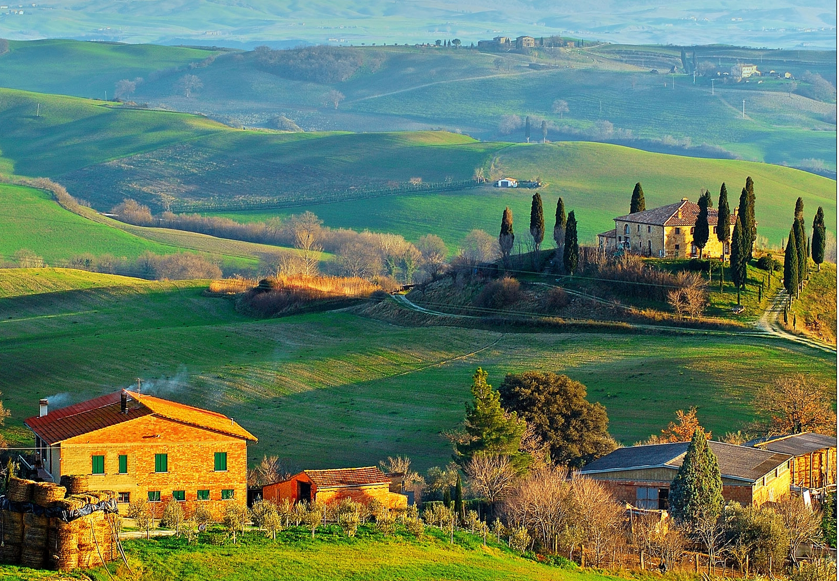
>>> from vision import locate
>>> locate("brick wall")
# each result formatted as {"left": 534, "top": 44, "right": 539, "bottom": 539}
{"left": 59, "top": 415, "right": 249, "bottom": 518}
{"left": 263, "top": 474, "right": 407, "bottom": 509}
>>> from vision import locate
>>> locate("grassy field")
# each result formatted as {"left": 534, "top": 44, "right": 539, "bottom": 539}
{"left": 0, "top": 269, "right": 834, "bottom": 471}
{"left": 789, "top": 262, "right": 837, "bottom": 345}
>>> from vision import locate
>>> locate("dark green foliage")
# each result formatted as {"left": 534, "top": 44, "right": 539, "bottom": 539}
{"left": 794, "top": 197, "right": 805, "bottom": 220}
{"left": 630, "top": 182, "right": 646, "bottom": 214}
{"left": 717, "top": 183, "right": 731, "bottom": 245}
{"left": 498, "top": 372, "right": 616, "bottom": 468}
{"left": 755, "top": 255, "right": 777, "bottom": 271}
{"left": 822, "top": 492, "right": 836, "bottom": 548}
{"left": 694, "top": 192, "right": 711, "bottom": 258}
{"left": 454, "top": 473, "right": 464, "bottom": 520}
{"left": 529, "top": 192, "right": 545, "bottom": 253}
{"left": 784, "top": 227, "right": 799, "bottom": 296}
{"left": 563, "top": 211, "right": 578, "bottom": 275}
{"left": 524, "top": 116, "right": 531, "bottom": 142}
{"left": 442, "top": 485, "right": 451, "bottom": 507}
{"left": 812, "top": 206, "right": 826, "bottom": 269}
{"left": 553, "top": 197, "right": 566, "bottom": 251}
{"left": 680, "top": 48, "right": 687, "bottom": 71}
{"left": 499, "top": 207, "right": 514, "bottom": 263}
{"left": 453, "top": 368, "right": 528, "bottom": 469}
{"left": 794, "top": 217, "right": 807, "bottom": 286}
{"left": 254, "top": 46, "right": 363, "bottom": 83}
{"left": 669, "top": 429, "right": 723, "bottom": 525}
{"left": 745, "top": 177, "right": 756, "bottom": 260}
{"left": 540, "top": 120, "right": 548, "bottom": 143}
{"left": 723, "top": 502, "right": 789, "bottom": 574}
{"left": 729, "top": 215, "right": 748, "bottom": 303}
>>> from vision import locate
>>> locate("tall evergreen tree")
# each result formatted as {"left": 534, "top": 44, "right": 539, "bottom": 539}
{"left": 669, "top": 429, "right": 724, "bottom": 525}
{"left": 693, "top": 192, "right": 711, "bottom": 259}
{"left": 524, "top": 116, "right": 531, "bottom": 143}
{"left": 812, "top": 206, "right": 826, "bottom": 271}
{"left": 794, "top": 216, "right": 806, "bottom": 289}
{"left": 454, "top": 472, "right": 464, "bottom": 520}
{"left": 563, "top": 211, "right": 579, "bottom": 275}
{"left": 541, "top": 120, "right": 548, "bottom": 143}
{"left": 745, "top": 177, "right": 756, "bottom": 260}
{"left": 716, "top": 183, "right": 731, "bottom": 260}
{"left": 794, "top": 196, "right": 804, "bottom": 221}
{"left": 553, "top": 197, "right": 567, "bottom": 258}
{"left": 499, "top": 207, "right": 515, "bottom": 266}
{"left": 529, "top": 192, "right": 545, "bottom": 256}
{"left": 630, "top": 182, "right": 646, "bottom": 214}
{"left": 453, "top": 368, "right": 528, "bottom": 469}
{"left": 737, "top": 187, "right": 753, "bottom": 262}
{"left": 784, "top": 227, "right": 799, "bottom": 298}
{"left": 729, "top": 215, "right": 748, "bottom": 305}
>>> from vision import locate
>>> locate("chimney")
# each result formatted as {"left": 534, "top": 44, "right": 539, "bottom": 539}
{"left": 121, "top": 391, "right": 128, "bottom": 414}
{"left": 39, "top": 398, "right": 48, "bottom": 417}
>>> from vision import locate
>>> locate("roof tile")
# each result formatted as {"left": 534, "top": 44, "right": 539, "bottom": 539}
{"left": 305, "top": 467, "right": 390, "bottom": 487}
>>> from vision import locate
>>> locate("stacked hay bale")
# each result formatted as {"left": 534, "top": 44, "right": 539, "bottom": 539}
{"left": 0, "top": 476, "right": 119, "bottom": 571}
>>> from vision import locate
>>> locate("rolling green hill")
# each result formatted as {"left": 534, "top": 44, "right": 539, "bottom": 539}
{"left": 0, "top": 269, "right": 833, "bottom": 470}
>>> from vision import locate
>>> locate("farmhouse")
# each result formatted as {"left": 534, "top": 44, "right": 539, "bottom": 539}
{"left": 580, "top": 441, "right": 792, "bottom": 508}
{"left": 262, "top": 466, "right": 408, "bottom": 509}
{"left": 516, "top": 36, "right": 536, "bottom": 49}
{"left": 25, "top": 390, "right": 256, "bottom": 518}
{"left": 747, "top": 433, "right": 836, "bottom": 490}
{"left": 731, "top": 64, "right": 759, "bottom": 79}
{"left": 496, "top": 177, "right": 518, "bottom": 188}
{"left": 597, "top": 198, "right": 736, "bottom": 258}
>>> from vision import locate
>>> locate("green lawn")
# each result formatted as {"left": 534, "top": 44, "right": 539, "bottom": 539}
{"left": 0, "top": 269, "right": 833, "bottom": 470}
{"left": 790, "top": 262, "right": 837, "bottom": 345}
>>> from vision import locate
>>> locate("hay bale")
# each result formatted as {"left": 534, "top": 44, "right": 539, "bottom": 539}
{"left": 78, "top": 547, "right": 104, "bottom": 569}
{"left": 59, "top": 475, "right": 89, "bottom": 494}
{"left": 7, "top": 477, "right": 35, "bottom": 502}
{"left": 2, "top": 511, "right": 24, "bottom": 543}
{"left": 0, "top": 542, "right": 21, "bottom": 564}
{"left": 52, "top": 496, "right": 87, "bottom": 513}
{"left": 32, "top": 482, "right": 66, "bottom": 506}
{"left": 55, "top": 548, "right": 79, "bottom": 571}
{"left": 23, "top": 512, "right": 49, "bottom": 529}
{"left": 20, "top": 547, "right": 46, "bottom": 569}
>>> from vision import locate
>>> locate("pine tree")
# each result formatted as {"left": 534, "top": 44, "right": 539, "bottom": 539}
{"left": 794, "top": 216, "right": 806, "bottom": 290}
{"left": 630, "top": 182, "right": 646, "bottom": 213}
{"left": 729, "top": 215, "right": 747, "bottom": 305}
{"left": 669, "top": 429, "right": 723, "bottom": 525}
{"left": 553, "top": 197, "right": 567, "bottom": 258}
{"left": 453, "top": 368, "right": 528, "bottom": 469}
{"left": 454, "top": 473, "right": 464, "bottom": 521}
{"left": 563, "top": 211, "right": 579, "bottom": 275}
{"left": 694, "top": 192, "right": 711, "bottom": 259}
{"left": 812, "top": 206, "right": 826, "bottom": 272}
{"left": 499, "top": 207, "right": 515, "bottom": 266}
{"left": 716, "top": 183, "right": 731, "bottom": 262}
{"left": 784, "top": 227, "right": 799, "bottom": 298}
{"left": 524, "top": 116, "right": 531, "bottom": 143}
{"left": 529, "top": 192, "right": 545, "bottom": 256}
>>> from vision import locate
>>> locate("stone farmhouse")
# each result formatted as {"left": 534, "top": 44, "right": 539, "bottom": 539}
{"left": 25, "top": 390, "right": 256, "bottom": 517}
{"left": 580, "top": 441, "right": 792, "bottom": 509}
{"left": 597, "top": 198, "right": 736, "bottom": 258}
{"left": 262, "top": 466, "right": 408, "bottom": 509}
{"left": 747, "top": 433, "right": 836, "bottom": 490}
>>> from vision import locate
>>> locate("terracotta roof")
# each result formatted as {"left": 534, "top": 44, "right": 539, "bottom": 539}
{"left": 26, "top": 390, "right": 256, "bottom": 444}
{"left": 747, "top": 433, "right": 836, "bottom": 456}
{"left": 615, "top": 199, "right": 736, "bottom": 228}
{"left": 581, "top": 441, "right": 791, "bottom": 483}
{"left": 305, "top": 467, "right": 390, "bottom": 488}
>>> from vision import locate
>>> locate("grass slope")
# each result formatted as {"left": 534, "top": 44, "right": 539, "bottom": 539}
{"left": 0, "top": 269, "right": 833, "bottom": 470}
{"left": 789, "top": 262, "right": 837, "bottom": 345}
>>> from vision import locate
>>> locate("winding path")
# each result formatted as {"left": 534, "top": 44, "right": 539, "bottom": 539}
{"left": 757, "top": 288, "right": 836, "bottom": 355}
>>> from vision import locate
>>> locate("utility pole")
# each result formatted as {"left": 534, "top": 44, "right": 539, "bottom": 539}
{"left": 742, "top": 100, "right": 745, "bottom": 119}
{"left": 693, "top": 70, "right": 696, "bottom": 84}
{"left": 36, "top": 103, "right": 40, "bottom": 117}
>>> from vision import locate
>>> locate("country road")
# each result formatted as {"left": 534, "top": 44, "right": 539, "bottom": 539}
{"left": 757, "top": 287, "right": 836, "bottom": 354}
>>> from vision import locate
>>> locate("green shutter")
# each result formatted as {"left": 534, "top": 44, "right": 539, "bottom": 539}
{"left": 118, "top": 455, "right": 128, "bottom": 474}
{"left": 155, "top": 454, "right": 168, "bottom": 473}
{"left": 173, "top": 490, "right": 185, "bottom": 501}
{"left": 148, "top": 491, "right": 161, "bottom": 502}
{"left": 214, "top": 452, "right": 227, "bottom": 471}
{"left": 91, "top": 455, "right": 105, "bottom": 474}
{"left": 221, "top": 489, "right": 234, "bottom": 500}
{"left": 197, "top": 489, "right": 210, "bottom": 501}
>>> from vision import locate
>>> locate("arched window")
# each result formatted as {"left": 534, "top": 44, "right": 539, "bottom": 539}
{"left": 624, "top": 224, "right": 630, "bottom": 235}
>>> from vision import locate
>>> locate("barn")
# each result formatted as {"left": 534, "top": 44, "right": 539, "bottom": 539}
{"left": 262, "top": 466, "right": 408, "bottom": 509}
{"left": 580, "top": 441, "right": 792, "bottom": 509}
{"left": 747, "top": 433, "right": 836, "bottom": 490}
{"left": 25, "top": 389, "right": 257, "bottom": 518}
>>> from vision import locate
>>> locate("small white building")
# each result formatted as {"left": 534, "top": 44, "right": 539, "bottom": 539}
{"left": 731, "top": 64, "right": 759, "bottom": 79}
{"left": 496, "top": 177, "right": 518, "bottom": 188}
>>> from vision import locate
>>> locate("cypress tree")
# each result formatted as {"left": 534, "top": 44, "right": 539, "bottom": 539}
{"left": 717, "top": 183, "right": 731, "bottom": 261}
{"left": 784, "top": 227, "right": 799, "bottom": 298}
{"left": 729, "top": 215, "right": 747, "bottom": 305}
{"left": 499, "top": 207, "right": 515, "bottom": 266}
{"left": 530, "top": 192, "right": 545, "bottom": 255}
{"left": 794, "top": 196, "right": 804, "bottom": 221}
{"left": 694, "top": 192, "right": 711, "bottom": 259}
{"left": 454, "top": 473, "right": 464, "bottom": 521}
{"left": 794, "top": 216, "right": 806, "bottom": 289}
{"left": 525, "top": 116, "right": 531, "bottom": 143}
{"left": 669, "top": 429, "right": 723, "bottom": 525}
{"left": 737, "top": 187, "right": 753, "bottom": 262}
{"left": 812, "top": 206, "right": 826, "bottom": 271}
{"left": 541, "top": 120, "right": 548, "bottom": 143}
{"left": 630, "top": 182, "right": 646, "bottom": 214}
{"left": 563, "top": 211, "right": 579, "bottom": 275}
{"left": 553, "top": 197, "right": 567, "bottom": 257}
{"left": 745, "top": 177, "right": 756, "bottom": 260}
{"left": 442, "top": 485, "right": 451, "bottom": 507}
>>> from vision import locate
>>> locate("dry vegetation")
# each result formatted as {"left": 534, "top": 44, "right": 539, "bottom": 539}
{"left": 239, "top": 274, "right": 383, "bottom": 317}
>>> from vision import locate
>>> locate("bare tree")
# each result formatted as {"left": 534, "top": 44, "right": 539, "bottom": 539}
{"left": 460, "top": 229, "right": 500, "bottom": 265}
{"left": 775, "top": 496, "right": 823, "bottom": 566}
{"left": 503, "top": 465, "right": 572, "bottom": 554}
{"left": 248, "top": 455, "right": 294, "bottom": 487}
{"left": 754, "top": 374, "right": 837, "bottom": 436}
{"left": 464, "top": 454, "right": 518, "bottom": 505}
{"left": 176, "top": 74, "right": 203, "bottom": 98}
{"left": 289, "top": 212, "right": 323, "bottom": 276}
{"left": 416, "top": 234, "right": 448, "bottom": 280}
{"left": 325, "top": 89, "right": 345, "bottom": 110}
{"left": 114, "top": 78, "right": 138, "bottom": 100}
{"left": 551, "top": 99, "right": 569, "bottom": 119}
{"left": 571, "top": 476, "right": 626, "bottom": 567}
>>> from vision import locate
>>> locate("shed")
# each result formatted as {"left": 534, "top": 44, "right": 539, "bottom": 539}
{"left": 747, "top": 433, "right": 836, "bottom": 490}
{"left": 262, "top": 466, "right": 408, "bottom": 509}
{"left": 580, "top": 441, "right": 792, "bottom": 508}
{"left": 496, "top": 177, "right": 518, "bottom": 188}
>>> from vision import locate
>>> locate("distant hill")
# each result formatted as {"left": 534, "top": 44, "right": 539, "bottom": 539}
{"left": 0, "top": 0, "right": 834, "bottom": 49}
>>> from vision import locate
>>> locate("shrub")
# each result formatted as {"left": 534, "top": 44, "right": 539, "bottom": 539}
{"left": 159, "top": 499, "right": 185, "bottom": 534}
{"left": 474, "top": 278, "right": 522, "bottom": 309}
{"left": 542, "top": 286, "right": 570, "bottom": 312}
{"left": 790, "top": 559, "right": 837, "bottom": 581}
{"left": 687, "top": 258, "right": 711, "bottom": 273}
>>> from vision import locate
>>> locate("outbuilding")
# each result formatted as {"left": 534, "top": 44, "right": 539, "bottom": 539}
{"left": 496, "top": 177, "right": 518, "bottom": 188}
{"left": 747, "top": 433, "right": 836, "bottom": 490}
{"left": 262, "top": 466, "right": 408, "bottom": 509}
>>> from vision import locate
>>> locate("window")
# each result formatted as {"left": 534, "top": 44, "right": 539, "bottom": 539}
{"left": 637, "top": 224, "right": 640, "bottom": 232}
{"left": 675, "top": 244, "right": 680, "bottom": 252}
{"left": 91, "top": 455, "right": 105, "bottom": 475}
{"left": 618, "top": 236, "right": 622, "bottom": 242}
{"left": 635, "top": 487, "right": 659, "bottom": 510}
{"left": 647, "top": 226, "right": 651, "bottom": 233}
{"left": 712, "top": 226, "right": 717, "bottom": 234}
{"left": 154, "top": 453, "right": 168, "bottom": 473}
{"left": 675, "top": 227, "right": 681, "bottom": 234}
{"left": 214, "top": 452, "right": 228, "bottom": 472}
{"left": 197, "top": 490, "right": 210, "bottom": 501}
{"left": 148, "top": 490, "right": 161, "bottom": 502}
{"left": 624, "top": 224, "right": 630, "bottom": 235}
{"left": 690, "top": 227, "right": 695, "bottom": 235}
{"left": 221, "top": 489, "right": 235, "bottom": 500}
{"left": 118, "top": 492, "right": 130, "bottom": 503}
{"left": 118, "top": 454, "right": 128, "bottom": 474}
{"left": 173, "top": 490, "right": 185, "bottom": 501}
